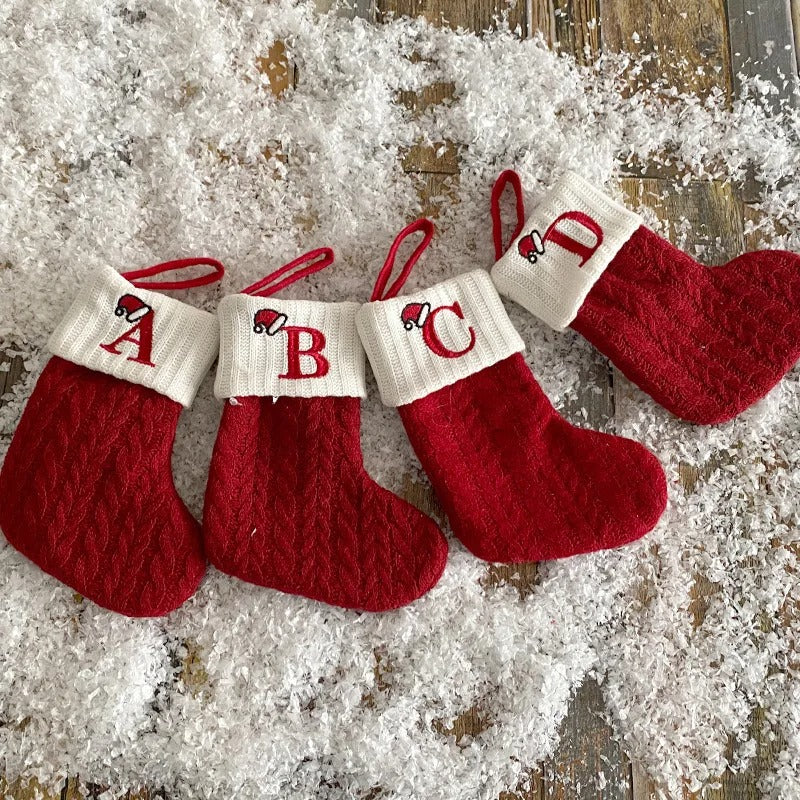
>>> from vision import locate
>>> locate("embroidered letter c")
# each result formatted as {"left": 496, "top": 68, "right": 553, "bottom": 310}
{"left": 422, "top": 302, "right": 476, "bottom": 359}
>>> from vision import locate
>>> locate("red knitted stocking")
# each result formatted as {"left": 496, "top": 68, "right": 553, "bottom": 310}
{"left": 491, "top": 170, "right": 800, "bottom": 424}
{"left": 0, "top": 258, "right": 224, "bottom": 617}
{"left": 356, "top": 221, "right": 667, "bottom": 562}
{"left": 203, "top": 249, "right": 448, "bottom": 611}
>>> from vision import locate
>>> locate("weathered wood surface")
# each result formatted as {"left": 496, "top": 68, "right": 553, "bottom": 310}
{"left": 602, "top": 0, "right": 734, "bottom": 101}
{"left": 727, "top": 0, "right": 798, "bottom": 110}
{"left": 378, "top": 0, "right": 526, "bottom": 32}
{"left": 382, "top": 0, "right": 796, "bottom": 798}
{"left": 2, "top": 0, "right": 799, "bottom": 798}
{"left": 0, "top": 353, "right": 24, "bottom": 400}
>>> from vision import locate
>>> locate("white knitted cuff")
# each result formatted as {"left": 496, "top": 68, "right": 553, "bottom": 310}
{"left": 48, "top": 265, "right": 219, "bottom": 408}
{"left": 356, "top": 270, "right": 524, "bottom": 407}
{"left": 491, "top": 171, "right": 643, "bottom": 330}
{"left": 214, "top": 295, "right": 366, "bottom": 399}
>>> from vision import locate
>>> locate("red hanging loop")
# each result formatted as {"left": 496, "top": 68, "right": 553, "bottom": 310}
{"left": 122, "top": 257, "right": 226, "bottom": 290}
{"left": 491, "top": 170, "right": 526, "bottom": 260}
{"left": 241, "top": 247, "right": 335, "bottom": 297}
{"left": 370, "top": 219, "right": 435, "bottom": 302}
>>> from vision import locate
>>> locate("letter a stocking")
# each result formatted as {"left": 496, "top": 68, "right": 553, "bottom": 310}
{"left": 0, "top": 258, "right": 225, "bottom": 616}
{"left": 356, "top": 221, "right": 668, "bottom": 562}
{"left": 204, "top": 248, "right": 448, "bottom": 611}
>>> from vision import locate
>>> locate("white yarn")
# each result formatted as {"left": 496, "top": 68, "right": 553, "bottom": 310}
{"left": 3, "top": 1, "right": 800, "bottom": 796}
{"left": 491, "top": 171, "right": 643, "bottom": 330}
{"left": 48, "top": 265, "right": 219, "bottom": 408}
{"left": 215, "top": 295, "right": 366, "bottom": 399}
{"left": 356, "top": 270, "right": 524, "bottom": 407}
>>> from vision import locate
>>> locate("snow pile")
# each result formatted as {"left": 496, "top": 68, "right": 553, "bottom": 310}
{"left": 1, "top": 1, "right": 800, "bottom": 797}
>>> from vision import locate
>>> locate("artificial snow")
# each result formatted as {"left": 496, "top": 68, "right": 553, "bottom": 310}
{"left": 1, "top": 1, "right": 800, "bottom": 798}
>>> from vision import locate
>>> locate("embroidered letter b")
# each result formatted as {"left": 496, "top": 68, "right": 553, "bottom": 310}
{"left": 280, "top": 326, "right": 330, "bottom": 379}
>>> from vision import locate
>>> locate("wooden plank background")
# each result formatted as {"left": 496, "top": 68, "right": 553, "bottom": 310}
{"left": 1, "top": 0, "right": 798, "bottom": 798}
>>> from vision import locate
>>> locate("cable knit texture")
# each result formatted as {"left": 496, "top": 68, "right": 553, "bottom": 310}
{"left": 572, "top": 226, "right": 800, "bottom": 424}
{"left": 398, "top": 353, "right": 667, "bottom": 562}
{"left": 0, "top": 357, "right": 206, "bottom": 617}
{"left": 203, "top": 395, "right": 448, "bottom": 611}
{"left": 490, "top": 171, "right": 642, "bottom": 330}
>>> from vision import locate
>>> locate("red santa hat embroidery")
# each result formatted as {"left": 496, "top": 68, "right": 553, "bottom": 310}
{"left": 401, "top": 302, "right": 431, "bottom": 331}
{"left": 253, "top": 308, "right": 288, "bottom": 336}
{"left": 518, "top": 229, "right": 545, "bottom": 264}
{"left": 115, "top": 293, "right": 152, "bottom": 323}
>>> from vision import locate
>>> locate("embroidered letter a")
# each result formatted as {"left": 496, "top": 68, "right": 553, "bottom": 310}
{"left": 100, "top": 295, "right": 156, "bottom": 367}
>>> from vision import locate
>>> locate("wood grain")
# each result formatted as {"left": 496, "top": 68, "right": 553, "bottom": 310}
{"left": 527, "top": 0, "right": 557, "bottom": 45}
{"left": 499, "top": 769, "right": 545, "bottom": 800}
{"left": 0, "top": 353, "right": 25, "bottom": 399}
{"left": 4, "top": 1, "right": 797, "bottom": 798}
{"left": 727, "top": 0, "right": 798, "bottom": 110}
{"left": 526, "top": 1, "right": 601, "bottom": 63}
{"left": 542, "top": 678, "right": 633, "bottom": 800}
{"left": 616, "top": 174, "right": 791, "bottom": 800}
{"left": 378, "top": 0, "right": 527, "bottom": 33}
{"left": 553, "top": 0, "right": 601, "bottom": 64}
{"left": 0, "top": 775, "right": 61, "bottom": 800}
{"left": 413, "top": 172, "right": 461, "bottom": 219}
{"left": 602, "top": 0, "right": 733, "bottom": 102}
{"left": 333, "top": 0, "right": 377, "bottom": 20}
{"left": 255, "top": 41, "right": 294, "bottom": 98}
{"left": 382, "top": 0, "right": 526, "bottom": 191}
{"left": 619, "top": 177, "right": 745, "bottom": 265}
{"left": 794, "top": 0, "right": 800, "bottom": 72}
{"left": 533, "top": 317, "right": 622, "bottom": 799}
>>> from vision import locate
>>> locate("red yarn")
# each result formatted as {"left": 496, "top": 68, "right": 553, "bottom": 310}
{"left": 122, "top": 257, "right": 226, "bottom": 290}
{"left": 572, "top": 227, "right": 800, "bottom": 424}
{"left": 399, "top": 353, "right": 667, "bottom": 562}
{"left": 203, "top": 395, "right": 448, "bottom": 611}
{"left": 241, "top": 248, "right": 335, "bottom": 297}
{"left": 491, "top": 169, "right": 526, "bottom": 260}
{"left": 371, "top": 219, "right": 436, "bottom": 301}
{"left": 0, "top": 357, "right": 206, "bottom": 616}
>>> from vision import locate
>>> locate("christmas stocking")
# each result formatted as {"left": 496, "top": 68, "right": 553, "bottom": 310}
{"left": 203, "top": 248, "right": 448, "bottom": 611}
{"left": 0, "top": 258, "right": 225, "bottom": 617}
{"left": 356, "top": 220, "right": 667, "bottom": 563}
{"left": 490, "top": 169, "right": 800, "bottom": 424}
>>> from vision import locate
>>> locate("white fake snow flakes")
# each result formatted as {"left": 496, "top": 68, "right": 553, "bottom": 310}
{"left": 1, "top": 1, "right": 800, "bottom": 798}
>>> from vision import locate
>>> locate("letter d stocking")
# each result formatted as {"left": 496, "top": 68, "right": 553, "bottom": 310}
{"left": 0, "top": 258, "right": 224, "bottom": 616}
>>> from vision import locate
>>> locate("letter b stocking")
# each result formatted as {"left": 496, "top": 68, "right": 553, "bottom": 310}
{"left": 204, "top": 249, "right": 448, "bottom": 611}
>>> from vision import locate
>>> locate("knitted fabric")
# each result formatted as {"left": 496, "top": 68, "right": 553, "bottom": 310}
{"left": 490, "top": 170, "right": 800, "bottom": 424}
{"left": 571, "top": 226, "right": 800, "bottom": 423}
{"left": 491, "top": 172, "right": 642, "bottom": 331}
{"left": 356, "top": 270, "right": 524, "bottom": 406}
{"left": 0, "top": 262, "right": 222, "bottom": 616}
{"left": 357, "top": 267, "right": 667, "bottom": 562}
{"left": 214, "top": 296, "right": 365, "bottom": 399}
{"left": 49, "top": 264, "right": 220, "bottom": 407}
{"left": 204, "top": 275, "right": 448, "bottom": 611}
{"left": 398, "top": 353, "right": 667, "bottom": 561}
{"left": 203, "top": 395, "right": 448, "bottom": 611}
{"left": 0, "top": 357, "right": 206, "bottom": 616}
